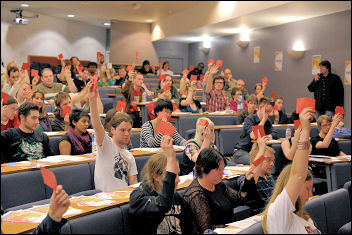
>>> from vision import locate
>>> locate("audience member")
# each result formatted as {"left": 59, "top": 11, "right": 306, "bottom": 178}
{"left": 310, "top": 114, "right": 346, "bottom": 156}
{"left": 72, "top": 82, "right": 104, "bottom": 114}
{"left": 1, "top": 95, "right": 20, "bottom": 132}
{"left": 1, "top": 102, "right": 52, "bottom": 163}
{"left": 73, "top": 67, "right": 90, "bottom": 92}
{"left": 235, "top": 78, "right": 250, "bottom": 101}
{"left": 36, "top": 68, "right": 77, "bottom": 100}
{"left": 308, "top": 60, "right": 344, "bottom": 119}
{"left": 51, "top": 92, "right": 72, "bottom": 131}
{"left": 148, "top": 89, "right": 180, "bottom": 122}
{"left": 1, "top": 61, "right": 18, "bottom": 85}
{"left": 187, "top": 62, "right": 204, "bottom": 80}
{"left": 179, "top": 71, "right": 190, "bottom": 97}
{"left": 269, "top": 96, "right": 289, "bottom": 124}
{"left": 59, "top": 109, "right": 92, "bottom": 155}
{"left": 97, "top": 69, "right": 115, "bottom": 87}
{"left": 229, "top": 87, "right": 247, "bottom": 113}
{"left": 15, "top": 82, "right": 33, "bottom": 106}
{"left": 87, "top": 62, "right": 98, "bottom": 77}
{"left": 138, "top": 60, "right": 155, "bottom": 74}
{"left": 233, "top": 97, "right": 277, "bottom": 165}
{"left": 178, "top": 80, "right": 202, "bottom": 113}
{"left": 88, "top": 86, "right": 138, "bottom": 192}
{"left": 261, "top": 108, "right": 318, "bottom": 233}
{"left": 141, "top": 99, "right": 186, "bottom": 148}
{"left": 70, "top": 56, "right": 81, "bottom": 76}
{"left": 250, "top": 83, "right": 265, "bottom": 101}
{"left": 56, "top": 59, "right": 77, "bottom": 85}
{"left": 157, "top": 61, "right": 174, "bottom": 76}
{"left": 183, "top": 148, "right": 251, "bottom": 233}
{"left": 221, "top": 68, "right": 237, "bottom": 99}
{"left": 236, "top": 96, "right": 258, "bottom": 124}
{"left": 97, "top": 53, "right": 108, "bottom": 78}
{"left": 237, "top": 135, "right": 275, "bottom": 215}
{"left": 113, "top": 66, "right": 129, "bottom": 86}
{"left": 31, "top": 90, "right": 52, "bottom": 132}
{"left": 205, "top": 64, "right": 230, "bottom": 112}
{"left": 154, "top": 75, "right": 180, "bottom": 105}
{"left": 129, "top": 135, "right": 193, "bottom": 234}
{"left": 180, "top": 117, "right": 216, "bottom": 175}
{"left": 2, "top": 67, "right": 26, "bottom": 98}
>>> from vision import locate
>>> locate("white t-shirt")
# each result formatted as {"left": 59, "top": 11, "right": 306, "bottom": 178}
{"left": 157, "top": 69, "right": 174, "bottom": 76}
{"left": 94, "top": 133, "right": 138, "bottom": 192}
{"left": 267, "top": 188, "right": 320, "bottom": 234}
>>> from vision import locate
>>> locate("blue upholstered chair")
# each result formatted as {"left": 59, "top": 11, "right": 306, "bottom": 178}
{"left": 49, "top": 136, "right": 61, "bottom": 156}
{"left": 237, "top": 221, "right": 264, "bottom": 234}
{"left": 330, "top": 162, "right": 351, "bottom": 191}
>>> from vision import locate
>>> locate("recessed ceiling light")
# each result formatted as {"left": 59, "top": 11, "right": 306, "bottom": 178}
{"left": 104, "top": 22, "right": 111, "bottom": 26}
{"left": 146, "top": 19, "right": 152, "bottom": 22}
{"left": 21, "top": 4, "right": 29, "bottom": 7}
{"left": 67, "top": 14, "right": 75, "bottom": 18}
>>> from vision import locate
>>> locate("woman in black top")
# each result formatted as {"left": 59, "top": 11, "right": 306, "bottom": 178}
{"left": 59, "top": 109, "right": 92, "bottom": 155}
{"left": 178, "top": 80, "right": 202, "bottom": 113}
{"left": 138, "top": 60, "right": 155, "bottom": 74}
{"left": 129, "top": 135, "right": 194, "bottom": 234}
{"left": 183, "top": 148, "right": 253, "bottom": 233}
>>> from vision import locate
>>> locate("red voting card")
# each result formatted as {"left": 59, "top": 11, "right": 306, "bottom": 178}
{"left": 62, "top": 105, "right": 71, "bottom": 116}
{"left": 21, "top": 62, "right": 30, "bottom": 70}
{"left": 116, "top": 100, "right": 126, "bottom": 112}
{"left": 97, "top": 51, "right": 101, "bottom": 57}
{"left": 262, "top": 76, "right": 268, "bottom": 83}
{"left": 335, "top": 106, "right": 344, "bottom": 115}
{"left": 271, "top": 91, "right": 276, "bottom": 100}
{"left": 216, "top": 60, "right": 223, "bottom": 67}
{"left": 200, "top": 74, "right": 205, "bottom": 80}
{"left": 40, "top": 167, "right": 57, "bottom": 190}
{"left": 189, "top": 65, "right": 194, "bottom": 70}
{"left": 294, "top": 119, "right": 301, "bottom": 130}
{"left": 1, "top": 92, "right": 10, "bottom": 104}
{"left": 253, "top": 155, "right": 266, "bottom": 167}
{"left": 91, "top": 75, "right": 98, "bottom": 91}
{"left": 198, "top": 119, "right": 209, "bottom": 127}
{"left": 273, "top": 105, "right": 278, "bottom": 111}
{"left": 58, "top": 53, "right": 63, "bottom": 60}
{"left": 182, "top": 69, "right": 189, "bottom": 74}
{"left": 160, "top": 74, "right": 166, "bottom": 81}
{"left": 157, "top": 111, "right": 168, "bottom": 120}
{"left": 135, "top": 51, "right": 139, "bottom": 57}
{"left": 252, "top": 125, "right": 265, "bottom": 139}
{"left": 296, "top": 98, "right": 315, "bottom": 113}
{"left": 208, "top": 58, "right": 215, "bottom": 65}
{"left": 31, "top": 69, "right": 39, "bottom": 77}
{"left": 163, "top": 85, "right": 171, "bottom": 92}
{"left": 156, "top": 120, "right": 176, "bottom": 137}
{"left": 126, "top": 65, "right": 133, "bottom": 72}
{"left": 190, "top": 75, "right": 197, "bottom": 82}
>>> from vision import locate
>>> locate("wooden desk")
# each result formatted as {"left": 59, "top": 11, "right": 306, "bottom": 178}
{"left": 2, "top": 165, "right": 247, "bottom": 234}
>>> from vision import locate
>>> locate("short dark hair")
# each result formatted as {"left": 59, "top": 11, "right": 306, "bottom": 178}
{"left": 142, "top": 60, "right": 150, "bottom": 66}
{"left": 70, "top": 56, "right": 79, "bottom": 62}
{"left": 69, "top": 109, "right": 90, "bottom": 128}
{"left": 54, "top": 92, "right": 71, "bottom": 107}
{"left": 231, "top": 87, "right": 241, "bottom": 96}
{"left": 18, "top": 102, "right": 39, "bottom": 122}
{"left": 8, "top": 67, "right": 19, "bottom": 76}
{"left": 198, "top": 62, "right": 205, "bottom": 67}
{"left": 162, "top": 61, "right": 169, "bottom": 68}
{"left": 212, "top": 75, "right": 225, "bottom": 85}
{"left": 319, "top": 60, "right": 331, "bottom": 73}
{"left": 154, "top": 99, "right": 173, "bottom": 116}
{"left": 274, "top": 96, "right": 284, "bottom": 103}
{"left": 3, "top": 95, "right": 18, "bottom": 106}
{"left": 87, "top": 62, "right": 97, "bottom": 68}
{"left": 258, "top": 97, "right": 272, "bottom": 106}
{"left": 195, "top": 148, "right": 227, "bottom": 178}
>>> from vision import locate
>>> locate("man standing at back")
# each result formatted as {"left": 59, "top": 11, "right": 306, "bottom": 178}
{"left": 308, "top": 60, "right": 344, "bottom": 119}
{"left": 1, "top": 102, "right": 52, "bottom": 163}
{"left": 88, "top": 84, "right": 138, "bottom": 192}
{"left": 222, "top": 68, "right": 237, "bottom": 99}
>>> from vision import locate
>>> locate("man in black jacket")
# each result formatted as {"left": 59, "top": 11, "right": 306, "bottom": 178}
{"left": 187, "top": 62, "right": 204, "bottom": 80}
{"left": 308, "top": 60, "right": 344, "bottom": 119}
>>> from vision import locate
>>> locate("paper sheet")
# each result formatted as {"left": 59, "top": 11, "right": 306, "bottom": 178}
{"left": 44, "top": 132, "right": 62, "bottom": 137}
{"left": 2, "top": 210, "right": 47, "bottom": 224}
{"left": 37, "top": 155, "right": 88, "bottom": 163}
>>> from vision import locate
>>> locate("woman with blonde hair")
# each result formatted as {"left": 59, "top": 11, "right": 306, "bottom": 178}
{"left": 129, "top": 135, "right": 193, "bottom": 234}
{"left": 180, "top": 117, "right": 216, "bottom": 175}
{"left": 261, "top": 107, "right": 319, "bottom": 233}
{"left": 31, "top": 90, "right": 52, "bottom": 131}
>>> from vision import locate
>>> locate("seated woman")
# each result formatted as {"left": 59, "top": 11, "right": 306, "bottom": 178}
{"left": 229, "top": 88, "right": 248, "bottom": 114}
{"left": 178, "top": 80, "right": 202, "bottom": 113}
{"left": 183, "top": 148, "right": 252, "bottom": 233}
{"left": 148, "top": 89, "right": 180, "bottom": 122}
{"left": 15, "top": 82, "right": 33, "bottom": 106}
{"left": 154, "top": 75, "right": 180, "bottom": 105}
{"left": 59, "top": 109, "right": 92, "bottom": 155}
{"left": 157, "top": 61, "right": 174, "bottom": 76}
{"left": 261, "top": 108, "right": 320, "bottom": 233}
{"left": 129, "top": 135, "right": 193, "bottom": 234}
{"left": 180, "top": 117, "right": 216, "bottom": 175}
{"left": 141, "top": 99, "right": 186, "bottom": 148}
{"left": 31, "top": 90, "right": 52, "bottom": 132}
{"left": 250, "top": 83, "right": 265, "bottom": 101}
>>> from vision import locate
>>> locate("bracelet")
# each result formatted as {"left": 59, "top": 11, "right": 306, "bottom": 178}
{"left": 297, "top": 140, "right": 310, "bottom": 150}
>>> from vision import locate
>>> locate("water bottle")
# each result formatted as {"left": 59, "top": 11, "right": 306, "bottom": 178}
{"left": 237, "top": 95, "right": 243, "bottom": 112}
{"left": 142, "top": 92, "right": 147, "bottom": 102}
{"left": 91, "top": 133, "right": 97, "bottom": 154}
{"left": 285, "top": 127, "right": 292, "bottom": 139}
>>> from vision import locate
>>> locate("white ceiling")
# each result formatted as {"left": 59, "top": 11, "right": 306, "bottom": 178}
{"left": 2, "top": 1, "right": 351, "bottom": 43}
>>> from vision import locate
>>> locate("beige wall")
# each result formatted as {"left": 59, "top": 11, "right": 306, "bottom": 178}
{"left": 110, "top": 20, "right": 159, "bottom": 65}
{"left": 1, "top": 6, "right": 106, "bottom": 65}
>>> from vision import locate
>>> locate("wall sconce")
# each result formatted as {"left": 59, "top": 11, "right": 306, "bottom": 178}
{"left": 287, "top": 50, "right": 305, "bottom": 59}
{"left": 199, "top": 46, "right": 210, "bottom": 54}
{"left": 236, "top": 40, "right": 249, "bottom": 48}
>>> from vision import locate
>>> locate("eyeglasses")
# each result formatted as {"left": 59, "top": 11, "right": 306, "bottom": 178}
{"left": 214, "top": 81, "right": 224, "bottom": 84}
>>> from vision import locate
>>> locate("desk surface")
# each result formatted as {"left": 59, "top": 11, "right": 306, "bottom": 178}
{"left": 2, "top": 165, "right": 248, "bottom": 234}
{"left": 172, "top": 112, "right": 237, "bottom": 117}
{"left": 44, "top": 128, "right": 141, "bottom": 137}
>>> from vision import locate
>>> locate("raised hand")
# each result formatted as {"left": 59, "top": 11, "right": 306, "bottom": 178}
{"left": 48, "top": 185, "right": 70, "bottom": 222}
{"left": 332, "top": 114, "right": 343, "bottom": 127}
{"left": 32, "top": 75, "right": 40, "bottom": 86}
{"left": 299, "top": 108, "right": 315, "bottom": 131}
{"left": 257, "top": 135, "right": 269, "bottom": 149}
